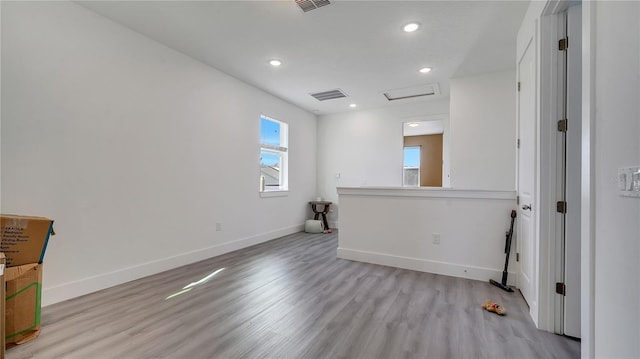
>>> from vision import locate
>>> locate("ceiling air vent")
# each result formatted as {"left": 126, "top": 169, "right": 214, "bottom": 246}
{"left": 295, "top": 0, "right": 331, "bottom": 12}
{"left": 383, "top": 83, "right": 440, "bottom": 101}
{"left": 310, "top": 89, "right": 348, "bottom": 101}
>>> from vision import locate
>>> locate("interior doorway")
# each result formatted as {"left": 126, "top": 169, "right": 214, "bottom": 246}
{"left": 403, "top": 134, "right": 443, "bottom": 187}
{"left": 535, "top": 1, "right": 582, "bottom": 337}
{"left": 403, "top": 119, "right": 446, "bottom": 187}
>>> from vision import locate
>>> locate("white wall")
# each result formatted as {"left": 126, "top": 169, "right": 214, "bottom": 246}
{"left": 592, "top": 2, "right": 640, "bottom": 357}
{"left": 1, "top": 1, "right": 317, "bottom": 305}
{"left": 316, "top": 101, "right": 450, "bottom": 227}
{"left": 337, "top": 188, "right": 517, "bottom": 284}
{"left": 449, "top": 70, "right": 517, "bottom": 190}
{"left": 0, "top": 2, "right": 2, "bottom": 211}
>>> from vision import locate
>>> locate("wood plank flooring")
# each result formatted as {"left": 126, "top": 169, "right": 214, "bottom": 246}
{"left": 7, "top": 231, "right": 580, "bottom": 358}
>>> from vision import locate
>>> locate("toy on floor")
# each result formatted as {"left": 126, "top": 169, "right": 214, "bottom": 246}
{"left": 482, "top": 300, "right": 506, "bottom": 315}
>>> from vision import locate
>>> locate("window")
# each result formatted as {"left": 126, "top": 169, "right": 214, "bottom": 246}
{"left": 260, "top": 115, "right": 288, "bottom": 192}
{"left": 403, "top": 146, "right": 420, "bottom": 187}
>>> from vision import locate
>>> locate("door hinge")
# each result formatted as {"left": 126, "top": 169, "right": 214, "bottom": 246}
{"left": 557, "top": 119, "right": 568, "bottom": 132}
{"left": 556, "top": 282, "right": 566, "bottom": 296}
{"left": 517, "top": 139, "right": 520, "bottom": 149}
{"left": 556, "top": 201, "right": 567, "bottom": 213}
{"left": 559, "top": 37, "right": 568, "bottom": 51}
{"left": 516, "top": 195, "right": 520, "bottom": 205}
{"left": 517, "top": 82, "right": 521, "bottom": 91}
{"left": 516, "top": 253, "right": 520, "bottom": 262}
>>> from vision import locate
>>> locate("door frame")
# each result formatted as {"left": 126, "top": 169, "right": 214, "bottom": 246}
{"left": 580, "top": 2, "right": 596, "bottom": 357}
{"left": 538, "top": 5, "right": 567, "bottom": 335}
{"left": 517, "top": 0, "right": 579, "bottom": 333}
{"left": 537, "top": 1, "right": 572, "bottom": 334}
{"left": 563, "top": 3, "right": 582, "bottom": 339}
{"left": 526, "top": 0, "right": 595, "bottom": 355}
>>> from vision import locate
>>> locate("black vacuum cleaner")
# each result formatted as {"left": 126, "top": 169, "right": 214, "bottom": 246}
{"left": 490, "top": 210, "right": 517, "bottom": 292}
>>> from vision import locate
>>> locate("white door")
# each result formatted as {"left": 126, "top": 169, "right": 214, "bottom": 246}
{"left": 517, "top": 37, "right": 536, "bottom": 308}
{"left": 564, "top": 3, "right": 582, "bottom": 338}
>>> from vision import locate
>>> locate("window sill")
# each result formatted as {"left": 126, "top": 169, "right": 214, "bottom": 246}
{"left": 260, "top": 190, "right": 289, "bottom": 198}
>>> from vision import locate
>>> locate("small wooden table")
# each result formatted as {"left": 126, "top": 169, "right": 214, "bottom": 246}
{"left": 309, "top": 201, "right": 332, "bottom": 230}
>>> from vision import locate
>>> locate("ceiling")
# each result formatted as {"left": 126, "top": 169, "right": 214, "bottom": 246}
{"left": 78, "top": 0, "right": 529, "bottom": 115}
{"left": 404, "top": 120, "right": 445, "bottom": 136}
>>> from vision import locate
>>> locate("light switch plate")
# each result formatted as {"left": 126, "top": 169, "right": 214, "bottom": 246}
{"left": 619, "top": 166, "right": 640, "bottom": 197}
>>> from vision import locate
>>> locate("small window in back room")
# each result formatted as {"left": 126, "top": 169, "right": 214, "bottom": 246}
{"left": 403, "top": 146, "right": 420, "bottom": 186}
{"left": 260, "top": 115, "right": 288, "bottom": 192}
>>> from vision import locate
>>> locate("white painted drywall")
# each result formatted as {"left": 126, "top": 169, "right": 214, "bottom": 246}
{"left": 316, "top": 101, "right": 450, "bottom": 228}
{"left": 592, "top": 2, "right": 640, "bottom": 357}
{"left": 337, "top": 187, "right": 517, "bottom": 283}
{"left": 0, "top": 1, "right": 2, "bottom": 211}
{"left": 0, "top": 1, "right": 317, "bottom": 305}
{"left": 449, "top": 70, "right": 517, "bottom": 190}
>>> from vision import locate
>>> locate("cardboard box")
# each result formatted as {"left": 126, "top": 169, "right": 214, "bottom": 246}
{"left": 5, "top": 263, "right": 42, "bottom": 346}
{"left": 0, "top": 215, "right": 54, "bottom": 267}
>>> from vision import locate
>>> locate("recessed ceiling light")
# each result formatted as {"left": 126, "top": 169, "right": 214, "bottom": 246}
{"left": 408, "top": 122, "right": 420, "bottom": 127}
{"left": 419, "top": 67, "right": 432, "bottom": 74}
{"left": 403, "top": 22, "right": 420, "bottom": 33}
{"left": 349, "top": 103, "right": 357, "bottom": 108}
{"left": 269, "top": 59, "right": 282, "bottom": 67}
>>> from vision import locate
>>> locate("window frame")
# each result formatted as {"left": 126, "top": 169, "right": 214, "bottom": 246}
{"left": 259, "top": 115, "right": 289, "bottom": 195}
{"left": 403, "top": 145, "right": 421, "bottom": 187}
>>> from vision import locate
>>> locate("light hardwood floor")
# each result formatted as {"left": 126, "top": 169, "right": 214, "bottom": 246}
{"left": 8, "top": 231, "right": 580, "bottom": 358}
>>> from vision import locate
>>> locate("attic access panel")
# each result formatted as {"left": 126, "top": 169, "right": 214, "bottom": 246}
{"left": 383, "top": 83, "right": 440, "bottom": 101}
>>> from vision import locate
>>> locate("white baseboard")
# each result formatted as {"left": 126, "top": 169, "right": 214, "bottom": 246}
{"left": 43, "top": 224, "right": 304, "bottom": 306}
{"left": 336, "top": 247, "right": 517, "bottom": 286}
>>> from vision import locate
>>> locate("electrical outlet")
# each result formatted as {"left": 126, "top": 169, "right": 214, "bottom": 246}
{"left": 216, "top": 223, "right": 222, "bottom": 231}
{"left": 432, "top": 233, "right": 441, "bottom": 245}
